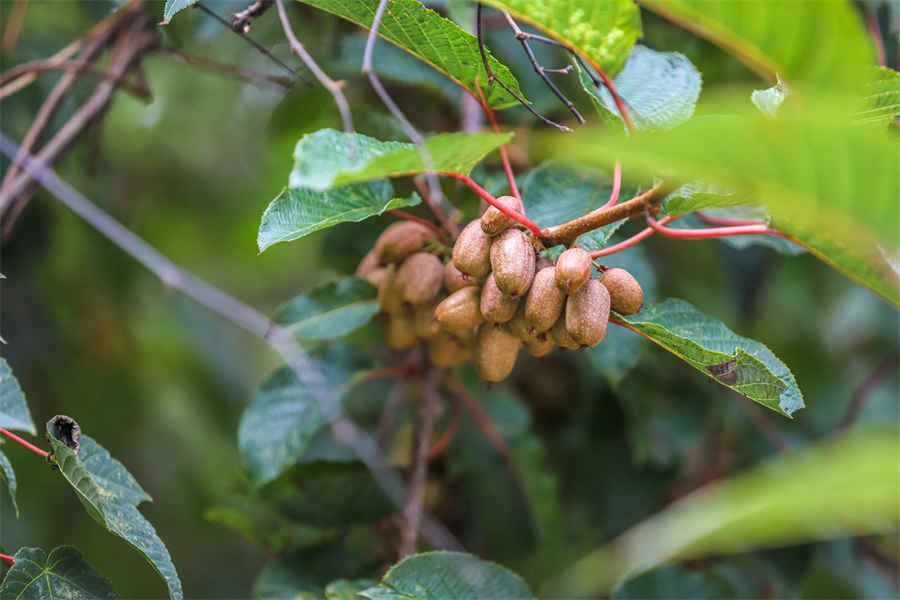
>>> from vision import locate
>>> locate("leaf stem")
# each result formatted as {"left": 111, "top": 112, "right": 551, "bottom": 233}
{"left": 695, "top": 211, "right": 764, "bottom": 227}
{"left": 442, "top": 172, "right": 542, "bottom": 238}
{"left": 603, "top": 161, "right": 622, "bottom": 208}
{"left": 589, "top": 215, "right": 679, "bottom": 258}
{"left": 387, "top": 210, "right": 449, "bottom": 241}
{"left": 427, "top": 397, "right": 461, "bottom": 460}
{"left": 645, "top": 211, "right": 781, "bottom": 238}
{"left": 0, "top": 553, "right": 13, "bottom": 566}
{"left": 0, "top": 428, "right": 49, "bottom": 458}
{"left": 474, "top": 75, "right": 520, "bottom": 202}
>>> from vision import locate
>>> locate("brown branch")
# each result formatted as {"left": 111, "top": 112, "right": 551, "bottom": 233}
{"left": 400, "top": 368, "right": 445, "bottom": 557}
{"left": 0, "top": 58, "right": 152, "bottom": 98}
{"left": 162, "top": 47, "right": 293, "bottom": 89}
{"left": 834, "top": 349, "right": 899, "bottom": 436}
{"left": 541, "top": 183, "right": 668, "bottom": 247}
{"left": 230, "top": 0, "right": 274, "bottom": 33}
{"left": 415, "top": 177, "right": 459, "bottom": 238}
{"left": 2, "top": 0, "right": 28, "bottom": 53}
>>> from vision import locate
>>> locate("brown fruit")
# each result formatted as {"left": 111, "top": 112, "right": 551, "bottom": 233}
{"left": 565, "top": 278, "right": 610, "bottom": 347}
{"left": 600, "top": 268, "right": 644, "bottom": 315}
{"left": 524, "top": 266, "right": 566, "bottom": 333}
{"left": 536, "top": 257, "right": 554, "bottom": 271}
{"left": 356, "top": 250, "right": 378, "bottom": 278}
{"left": 555, "top": 247, "right": 593, "bottom": 294}
{"left": 444, "top": 261, "right": 476, "bottom": 293}
{"left": 434, "top": 286, "right": 483, "bottom": 332}
{"left": 480, "top": 273, "right": 519, "bottom": 323}
{"left": 386, "top": 311, "right": 418, "bottom": 349}
{"left": 414, "top": 300, "right": 443, "bottom": 340}
{"left": 474, "top": 324, "right": 522, "bottom": 382}
{"left": 481, "top": 195, "right": 525, "bottom": 236}
{"left": 490, "top": 228, "right": 536, "bottom": 297}
{"left": 428, "top": 332, "right": 472, "bottom": 367}
{"left": 374, "top": 221, "right": 438, "bottom": 264}
{"left": 376, "top": 265, "right": 405, "bottom": 314}
{"left": 396, "top": 252, "right": 443, "bottom": 305}
{"left": 525, "top": 334, "right": 554, "bottom": 358}
{"left": 508, "top": 305, "right": 538, "bottom": 344}
{"left": 452, "top": 219, "right": 492, "bottom": 278}
{"left": 363, "top": 266, "right": 391, "bottom": 289}
{"left": 550, "top": 314, "right": 580, "bottom": 349}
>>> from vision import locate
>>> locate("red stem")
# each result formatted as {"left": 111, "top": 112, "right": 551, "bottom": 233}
{"left": 696, "top": 212, "right": 764, "bottom": 227}
{"left": 603, "top": 161, "right": 622, "bottom": 208}
{"left": 427, "top": 399, "right": 461, "bottom": 460}
{"left": 865, "top": 9, "right": 887, "bottom": 67}
{"left": 474, "top": 75, "right": 520, "bottom": 201}
{"left": 387, "top": 210, "right": 448, "bottom": 241}
{"left": 0, "top": 428, "right": 49, "bottom": 458}
{"left": 443, "top": 173, "right": 542, "bottom": 238}
{"left": 646, "top": 212, "right": 781, "bottom": 238}
{"left": 588, "top": 61, "right": 634, "bottom": 132}
{"left": 589, "top": 215, "right": 680, "bottom": 258}
{"left": 0, "top": 553, "right": 13, "bottom": 566}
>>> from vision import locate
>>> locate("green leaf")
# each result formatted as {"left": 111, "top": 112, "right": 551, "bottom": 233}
{"left": 238, "top": 344, "right": 371, "bottom": 487}
{"left": 482, "top": 0, "right": 641, "bottom": 77}
{"left": 555, "top": 427, "right": 900, "bottom": 596}
{"left": 274, "top": 276, "right": 380, "bottom": 340}
{"left": 290, "top": 129, "right": 512, "bottom": 191}
{"left": 204, "top": 499, "right": 339, "bottom": 554}
{"left": 520, "top": 161, "right": 628, "bottom": 251}
{"left": 46, "top": 426, "right": 182, "bottom": 600}
{"left": 0, "top": 444, "right": 17, "bottom": 517}
{"left": 296, "top": 0, "right": 527, "bottom": 109}
{"left": 0, "top": 546, "right": 116, "bottom": 600}
{"left": 326, "top": 579, "right": 380, "bottom": 600}
{"left": 576, "top": 45, "right": 701, "bottom": 130}
{"left": 615, "top": 298, "right": 803, "bottom": 416}
{"left": 161, "top": 0, "right": 197, "bottom": 22}
{"left": 258, "top": 181, "right": 419, "bottom": 252}
{"left": 637, "top": 0, "right": 873, "bottom": 89}
{"left": 662, "top": 182, "right": 746, "bottom": 216}
{"left": 855, "top": 66, "right": 900, "bottom": 127}
{"left": 546, "top": 100, "right": 900, "bottom": 305}
{"left": 0, "top": 358, "right": 35, "bottom": 435}
{"left": 359, "top": 551, "right": 535, "bottom": 600}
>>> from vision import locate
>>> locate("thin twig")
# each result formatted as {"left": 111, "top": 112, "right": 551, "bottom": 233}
{"left": 445, "top": 377, "right": 515, "bottom": 470}
{"left": 835, "top": 349, "right": 899, "bottom": 435}
{"left": 415, "top": 177, "right": 459, "bottom": 238}
{"left": 400, "top": 368, "right": 445, "bottom": 557}
{"left": 195, "top": 2, "right": 311, "bottom": 87}
{"left": 230, "top": 0, "right": 274, "bottom": 34}
{"left": 376, "top": 380, "right": 408, "bottom": 449}
{"left": 864, "top": 8, "right": 887, "bottom": 68}
{"left": 476, "top": 4, "right": 571, "bottom": 132}
{"left": 2, "top": 0, "right": 28, "bottom": 52}
{"left": 428, "top": 396, "right": 461, "bottom": 459}
{"left": 0, "top": 131, "right": 463, "bottom": 553}
{"left": 163, "top": 47, "right": 293, "bottom": 89}
{"left": 272, "top": 0, "right": 353, "bottom": 134}
{"left": 474, "top": 76, "right": 520, "bottom": 202}
{"left": 0, "top": 58, "right": 152, "bottom": 98}
{"left": 502, "top": 11, "right": 584, "bottom": 124}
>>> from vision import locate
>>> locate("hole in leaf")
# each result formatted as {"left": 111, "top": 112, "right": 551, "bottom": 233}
{"left": 48, "top": 414, "right": 82, "bottom": 454}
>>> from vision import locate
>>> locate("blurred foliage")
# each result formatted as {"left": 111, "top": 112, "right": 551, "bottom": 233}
{"left": 1, "top": 0, "right": 898, "bottom": 598}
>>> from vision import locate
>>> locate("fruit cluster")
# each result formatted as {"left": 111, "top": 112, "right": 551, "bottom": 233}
{"left": 357, "top": 197, "right": 644, "bottom": 382}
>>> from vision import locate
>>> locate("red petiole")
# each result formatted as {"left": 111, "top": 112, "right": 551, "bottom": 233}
{"left": 0, "top": 553, "right": 13, "bottom": 566}
{"left": 474, "top": 76, "right": 521, "bottom": 202}
{"left": 0, "top": 428, "right": 49, "bottom": 458}
{"left": 443, "top": 173, "right": 542, "bottom": 238}
{"left": 646, "top": 212, "right": 782, "bottom": 238}
{"left": 603, "top": 161, "right": 622, "bottom": 208}
{"left": 387, "top": 210, "right": 448, "bottom": 241}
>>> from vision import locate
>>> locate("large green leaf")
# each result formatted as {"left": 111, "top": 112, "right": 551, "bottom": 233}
{"left": 554, "top": 427, "right": 900, "bottom": 596}
{"left": 0, "top": 546, "right": 116, "bottom": 600}
{"left": 46, "top": 425, "right": 182, "bottom": 600}
{"left": 296, "top": 0, "right": 526, "bottom": 109}
{"left": 637, "top": 0, "right": 873, "bottom": 89}
{"left": 0, "top": 358, "right": 35, "bottom": 435}
{"left": 359, "top": 551, "right": 535, "bottom": 599}
{"left": 161, "top": 0, "right": 197, "bottom": 22}
{"left": 257, "top": 181, "right": 419, "bottom": 253}
{"left": 576, "top": 45, "right": 701, "bottom": 130}
{"left": 0, "top": 443, "right": 17, "bottom": 517}
{"left": 482, "top": 0, "right": 641, "bottom": 77}
{"left": 274, "top": 276, "right": 380, "bottom": 340}
{"left": 289, "top": 129, "right": 512, "bottom": 191}
{"left": 545, "top": 100, "right": 900, "bottom": 305}
{"left": 615, "top": 298, "right": 803, "bottom": 416}
{"left": 238, "top": 344, "right": 371, "bottom": 487}
{"left": 520, "top": 161, "right": 630, "bottom": 252}
{"left": 855, "top": 66, "right": 900, "bottom": 127}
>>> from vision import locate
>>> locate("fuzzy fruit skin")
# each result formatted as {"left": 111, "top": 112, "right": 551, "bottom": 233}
{"left": 524, "top": 266, "right": 566, "bottom": 333}
{"left": 600, "top": 268, "right": 644, "bottom": 315}
{"left": 452, "top": 220, "right": 492, "bottom": 278}
{"left": 374, "top": 221, "right": 438, "bottom": 264}
{"left": 490, "top": 229, "right": 536, "bottom": 297}
{"left": 396, "top": 252, "right": 443, "bottom": 305}
{"left": 444, "top": 261, "right": 476, "bottom": 293}
{"left": 525, "top": 335, "right": 554, "bottom": 358}
{"left": 386, "top": 311, "right": 418, "bottom": 349}
{"left": 428, "top": 332, "right": 472, "bottom": 367}
{"left": 508, "top": 306, "right": 539, "bottom": 344}
{"left": 536, "top": 257, "right": 554, "bottom": 271}
{"left": 376, "top": 265, "right": 405, "bottom": 314}
{"left": 480, "top": 273, "right": 519, "bottom": 323}
{"left": 356, "top": 250, "right": 378, "bottom": 277}
{"left": 555, "top": 247, "right": 593, "bottom": 294}
{"left": 550, "top": 314, "right": 580, "bottom": 349}
{"left": 434, "top": 286, "right": 484, "bottom": 332}
{"left": 474, "top": 324, "right": 522, "bottom": 382}
{"left": 481, "top": 195, "right": 525, "bottom": 236}
{"left": 565, "top": 278, "right": 610, "bottom": 347}
{"left": 414, "top": 300, "right": 443, "bottom": 340}
{"left": 363, "top": 266, "right": 391, "bottom": 289}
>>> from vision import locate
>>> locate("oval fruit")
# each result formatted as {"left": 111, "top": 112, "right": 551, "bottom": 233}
{"left": 490, "top": 229, "right": 536, "bottom": 297}
{"left": 434, "top": 286, "right": 483, "bottom": 332}
{"left": 356, "top": 250, "right": 378, "bottom": 277}
{"left": 555, "top": 247, "right": 592, "bottom": 294}
{"left": 481, "top": 195, "right": 525, "bottom": 236}
{"left": 376, "top": 265, "right": 405, "bottom": 314}
{"left": 428, "top": 332, "right": 472, "bottom": 367}
{"left": 600, "top": 268, "right": 644, "bottom": 315}
{"left": 414, "top": 300, "right": 443, "bottom": 340}
{"left": 474, "top": 324, "right": 522, "bottom": 382}
{"left": 374, "top": 221, "right": 438, "bottom": 264}
{"left": 524, "top": 266, "right": 565, "bottom": 333}
{"left": 396, "top": 252, "right": 443, "bottom": 305}
{"left": 508, "top": 306, "right": 538, "bottom": 344}
{"left": 444, "top": 261, "right": 476, "bottom": 293}
{"left": 550, "top": 314, "right": 580, "bottom": 349}
{"left": 480, "top": 273, "right": 519, "bottom": 323}
{"left": 525, "top": 335, "right": 554, "bottom": 358}
{"left": 386, "top": 311, "right": 418, "bottom": 349}
{"left": 452, "top": 219, "right": 492, "bottom": 278}
{"left": 565, "top": 278, "right": 610, "bottom": 347}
